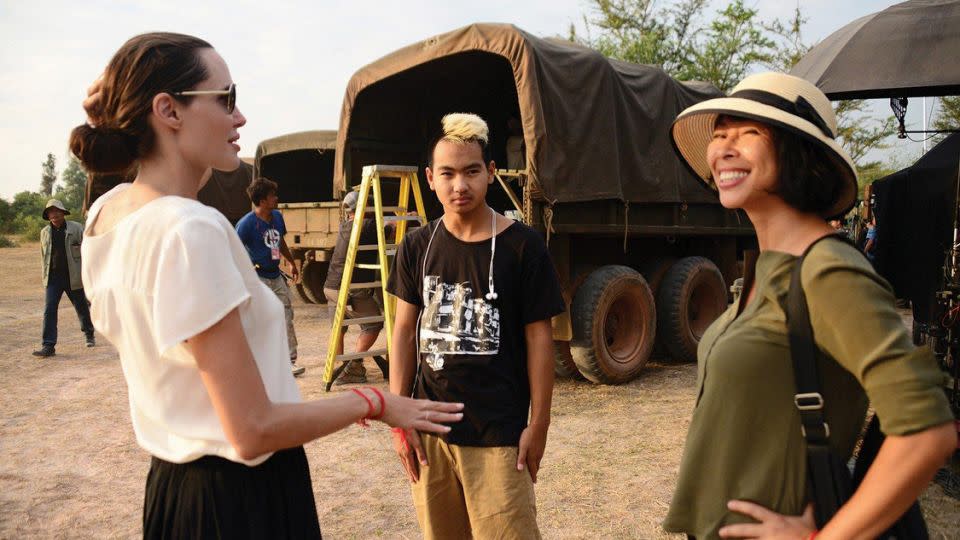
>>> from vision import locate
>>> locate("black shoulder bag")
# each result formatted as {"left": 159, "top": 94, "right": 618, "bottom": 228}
{"left": 782, "top": 235, "right": 929, "bottom": 539}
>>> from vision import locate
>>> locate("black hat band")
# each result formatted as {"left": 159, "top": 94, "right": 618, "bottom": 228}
{"left": 730, "top": 89, "right": 835, "bottom": 139}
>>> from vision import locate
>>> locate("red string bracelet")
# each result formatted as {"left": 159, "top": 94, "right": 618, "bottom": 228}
{"left": 806, "top": 531, "right": 818, "bottom": 540}
{"left": 366, "top": 386, "right": 386, "bottom": 420}
{"left": 350, "top": 388, "right": 376, "bottom": 427}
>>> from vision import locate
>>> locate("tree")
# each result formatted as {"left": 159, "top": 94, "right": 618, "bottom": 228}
{"left": 765, "top": 6, "right": 808, "bottom": 72}
{"left": 679, "top": 1, "right": 775, "bottom": 92}
{"left": 40, "top": 153, "right": 57, "bottom": 196}
{"left": 580, "top": 0, "right": 898, "bottom": 186}
{"left": 0, "top": 198, "right": 14, "bottom": 233}
{"left": 585, "top": 0, "right": 708, "bottom": 75}
{"left": 57, "top": 156, "right": 88, "bottom": 213}
{"left": 582, "top": 0, "right": 777, "bottom": 92}
{"left": 931, "top": 95, "right": 960, "bottom": 145}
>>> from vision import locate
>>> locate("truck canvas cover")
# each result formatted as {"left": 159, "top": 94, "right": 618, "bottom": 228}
{"left": 335, "top": 22, "right": 722, "bottom": 204}
{"left": 254, "top": 130, "right": 338, "bottom": 203}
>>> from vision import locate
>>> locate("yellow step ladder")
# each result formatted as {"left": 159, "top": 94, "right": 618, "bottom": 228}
{"left": 323, "top": 164, "right": 428, "bottom": 391}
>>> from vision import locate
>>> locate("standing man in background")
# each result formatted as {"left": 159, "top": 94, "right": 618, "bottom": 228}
{"left": 34, "top": 199, "right": 95, "bottom": 357}
{"left": 236, "top": 177, "right": 304, "bottom": 377}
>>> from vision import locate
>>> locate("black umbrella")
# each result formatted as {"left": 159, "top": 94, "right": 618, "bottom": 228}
{"left": 790, "top": 0, "right": 960, "bottom": 100}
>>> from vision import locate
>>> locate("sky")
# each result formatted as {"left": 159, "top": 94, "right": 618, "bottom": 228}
{"left": 0, "top": 0, "right": 934, "bottom": 200}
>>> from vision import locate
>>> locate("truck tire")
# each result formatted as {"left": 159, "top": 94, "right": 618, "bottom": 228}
{"left": 294, "top": 283, "right": 315, "bottom": 304}
{"left": 570, "top": 265, "right": 656, "bottom": 384}
{"left": 639, "top": 256, "right": 677, "bottom": 359}
{"left": 301, "top": 260, "right": 328, "bottom": 305}
{"left": 638, "top": 256, "right": 676, "bottom": 298}
{"left": 656, "top": 257, "right": 726, "bottom": 364}
{"left": 554, "top": 340, "right": 584, "bottom": 379}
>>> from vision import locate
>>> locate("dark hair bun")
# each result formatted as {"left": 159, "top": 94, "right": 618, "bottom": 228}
{"left": 69, "top": 123, "right": 140, "bottom": 174}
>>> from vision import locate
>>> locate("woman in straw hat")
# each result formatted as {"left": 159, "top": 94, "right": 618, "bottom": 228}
{"left": 663, "top": 72, "right": 955, "bottom": 539}
{"left": 72, "top": 33, "right": 461, "bottom": 538}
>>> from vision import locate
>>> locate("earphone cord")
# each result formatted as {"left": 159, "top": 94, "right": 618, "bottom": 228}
{"left": 412, "top": 219, "right": 443, "bottom": 397}
{"left": 411, "top": 209, "right": 498, "bottom": 396}
{"left": 487, "top": 208, "right": 497, "bottom": 300}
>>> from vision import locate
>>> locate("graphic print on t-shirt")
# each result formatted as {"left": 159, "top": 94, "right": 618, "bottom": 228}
{"left": 262, "top": 228, "right": 281, "bottom": 260}
{"left": 419, "top": 275, "right": 500, "bottom": 371}
{"left": 262, "top": 228, "right": 281, "bottom": 249}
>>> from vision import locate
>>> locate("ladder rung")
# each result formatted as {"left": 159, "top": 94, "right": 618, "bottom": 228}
{"left": 341, "top": 315, "right": 385, "bottom": 326}
{"left": 358, "top": 206, "right": 406, "bottom": 213}
{"left": 365, "top": 165, "right": 419, "bottom": 174}
{"left": 355, "top": 264, "right": 381, "bottom": 270}
{"left": 383, "top": 215, "right": 425, "bottom": 223}
{"left": 335, "top": 348, "right": 389, "bottom": 362}
{"left": 349, "top": 281, "right": 381, "bottom": 290}
{"left": 357, "top": 244, "right": 398, "bottom": 251}
{"left": 355, "top": 249, "right": 395, "bottom": 257}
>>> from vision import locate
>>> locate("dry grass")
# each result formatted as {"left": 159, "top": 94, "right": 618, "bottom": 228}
{"left": 0, "top": 242, "right": 957, "bottom": 539}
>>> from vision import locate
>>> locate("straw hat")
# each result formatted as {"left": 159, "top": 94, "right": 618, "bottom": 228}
{"left": 42, "top": 199, "right": 70, "bottom": 220}
{"left": 671, "top": 72, "right": 857, "bottom": 218}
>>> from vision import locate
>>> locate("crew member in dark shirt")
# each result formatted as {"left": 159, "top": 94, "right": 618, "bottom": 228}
{"left": 34, "top": 199, "right": 95, "bottom": 357}
{"left": 387, "top": 113, "right": 564, "bottom": 539}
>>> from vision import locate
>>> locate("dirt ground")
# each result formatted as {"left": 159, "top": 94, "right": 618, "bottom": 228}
{"left": 1, "top": 241, "right": 957, "bottom": 539}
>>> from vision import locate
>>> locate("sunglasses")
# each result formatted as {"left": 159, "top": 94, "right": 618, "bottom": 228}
{"left": 173, "top": 83, "right": 237, "bottom": 114}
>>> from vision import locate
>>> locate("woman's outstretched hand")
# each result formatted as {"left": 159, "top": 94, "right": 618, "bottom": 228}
{"left": 719, "top": 500, "right": 816, "bottom": 539}
{"left": 379, "top": 392, "right": 463, "bottom": 434}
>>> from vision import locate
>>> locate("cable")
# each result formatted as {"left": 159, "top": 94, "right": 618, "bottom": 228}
{"left": 486, "top": 208, "right": 498, "bottom": 301}
{"left": 905, "top": 133, "right": 939, "bottom": 144}
{"left": 412, "top": 219, "right": 442, "bottom": 397}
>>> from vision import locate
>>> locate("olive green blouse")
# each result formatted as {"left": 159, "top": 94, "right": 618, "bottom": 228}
{"left": 663, "top": 240, "right": 953, "bottom": 540}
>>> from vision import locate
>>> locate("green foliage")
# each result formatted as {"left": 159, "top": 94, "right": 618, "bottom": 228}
{"left": 855, "top": 150, "right": 914, "bottom": 193}
{"left": 586, "top": 0, "right": 708, "bottom": 74}
{"left": 14, "top": 215, "right": 47, "bottom": 241}
{"left": 931, "top": 96, "right": 960, "bottom": 145}
{"left": 3, "top": 189, "right": 52, "bottom": 241}
{"left": 57, "top": 156, "right": 88, "bottom": 214}
{"left": 12, "top": 191, "right": 47, "bottom": 221}
{"left": 0, "top": 235, "right": 18, "bottom": 248}
{"left": 679, "top": 1, "right": 776, "bottom": 92}
{"left": 2, "top": 155, "right": 90, "bottom": 242}
{"left": 579, "top": 0, "right": 901, "bottom": 190}
{"left": 0, "top": 198, "right": 14, "bottom": 233}
{"left": 764, "top": 6, "right": 809, "bottom": 72}
{"left": 834, "top": 100, "right": 896, "bottom": 169}
{"left": 40, "top": 153, "right": 57, "bottom": 197}
{"left": 583, "top": 0, "right": 777, "bottom": 92}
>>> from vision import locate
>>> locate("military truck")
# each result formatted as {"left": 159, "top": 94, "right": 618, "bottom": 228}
{"left": 253, "top": 130, "right": 341, "bottom": 304}
{"left": 86, "top": 161, "right": 253, "bottom": 225}
{"left": 333, "top": 23, "right": 756, "bottom": 384}
{"left": 197, "top": 160, "right": 254, "bottom": 225}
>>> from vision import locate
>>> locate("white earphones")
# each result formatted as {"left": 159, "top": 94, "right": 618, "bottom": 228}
{"left": 412, "top": 208, "right": 498, "bottom": 395}
{"left": 485, "top": 208, "right": 498, "bottom": 300}
{"left": 420, "top": 208, "right": 499, "bottom": 303}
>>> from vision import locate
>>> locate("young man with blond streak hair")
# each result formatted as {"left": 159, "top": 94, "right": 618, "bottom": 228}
{"left": 386, "top": 113, "right": 564, "bottom": 539}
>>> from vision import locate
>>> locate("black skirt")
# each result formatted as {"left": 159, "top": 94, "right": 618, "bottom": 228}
{"left": 143, "top": 446, "right": 321, "bottom": 539}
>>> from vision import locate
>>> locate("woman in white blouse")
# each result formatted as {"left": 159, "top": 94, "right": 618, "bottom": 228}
{"left": 71, "top": 32, "right": 462, "bottom": 539}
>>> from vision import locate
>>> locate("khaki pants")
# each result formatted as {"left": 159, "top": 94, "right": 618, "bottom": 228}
{"left": 412, "top": 435, "right": 540, "bottom": 540}
{"left": 259, "top": 275, "right": 298, "bottom": 361}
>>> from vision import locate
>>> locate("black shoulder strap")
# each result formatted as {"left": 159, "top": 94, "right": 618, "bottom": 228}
{"left": 784, "top": 234, "right": 929, "bottom": 537}
{"left": 783, "top": 234, "right": 858, "bottom": 445}
{"left": 782, "top": 234, "right": 855, "bottom": 524}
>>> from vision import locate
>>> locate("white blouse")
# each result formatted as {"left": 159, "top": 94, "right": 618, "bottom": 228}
{"left": 82, "top": 183, "right": 301, "bottom": 466}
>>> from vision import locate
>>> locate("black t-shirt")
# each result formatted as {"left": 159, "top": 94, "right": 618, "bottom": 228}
{"left": 49, "top": 224, "right": 69, "bottom": 278}
{"left": 324, "top": 218, "right": 381, "bottom": 289}
{"left": 387, "top": 218, "right": 565, "bottom": 446}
